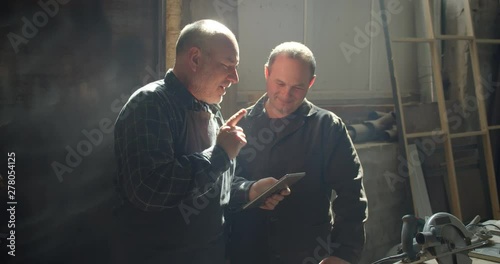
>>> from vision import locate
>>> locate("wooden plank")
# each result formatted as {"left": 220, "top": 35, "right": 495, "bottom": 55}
{"left": 450, "top": 131, "right": 487, "bottom": 138}
{"left": 476, "top": 39, "right": 500, "bottom": 44}
{"left": 463, "top": 0, "right": 500, "bottom": 219}
{"left": 391, "top": 37, "right": 433, "bottom": 43}
{"left": 462, "top": 0, "right": 475, "bottom": 37}
{"left": 422, "top": 0, "right": 434, "bottom": 38}
{"left": 407, "top": 144, "right": 433, "bottom": 217}
{"left": 423, "top": 0, "right": 463, "bottom": 220}
{"left": 166, "top": 0, "right": 181, "bottom": 69}
{"left": 488, "top": 125, "right": 500, "bottom": 131}
{"left": 436, "top": 35, "right": 474, "bottom": 40}
{"left": 379, "top": 0, "right": 419, "bottom": 216}
{"left": 407, "top": 131, "right": 445, "bottom": 139}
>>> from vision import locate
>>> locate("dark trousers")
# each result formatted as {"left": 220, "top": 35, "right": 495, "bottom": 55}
{"left": 110, "top": 223, "right": 226, "bottom": 264}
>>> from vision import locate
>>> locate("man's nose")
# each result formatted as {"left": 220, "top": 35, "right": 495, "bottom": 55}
{"left": 281, "top": 86, "right": 293, "bottom": 97}
{"left": 228, "top": 68, "right": 239, "bottom": 84}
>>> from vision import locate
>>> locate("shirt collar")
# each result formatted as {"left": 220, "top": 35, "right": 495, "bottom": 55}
{"left": 247, "top": 93, "right": 318, "bottom": 118}
{"left": 163, "top": 69, "right": 217, "bottom": 113}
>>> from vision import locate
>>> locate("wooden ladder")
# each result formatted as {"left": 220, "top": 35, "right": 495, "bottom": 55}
{"left": 380, "top": 0, "right": 500, "bottom": 220}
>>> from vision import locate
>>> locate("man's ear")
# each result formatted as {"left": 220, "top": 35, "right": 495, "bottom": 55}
{"left": 264, "top": 65, "right": 269, "bottom": 80}
{"left": 187, "top": 47, "right": 202, "bottom": 72}
{"left": 308, "top": 75, "right": 316, "bottom": 90}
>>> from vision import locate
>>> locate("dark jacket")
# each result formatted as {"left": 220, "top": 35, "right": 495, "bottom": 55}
{"left": 228, "top": 95, "right": 368, "bottom": 264}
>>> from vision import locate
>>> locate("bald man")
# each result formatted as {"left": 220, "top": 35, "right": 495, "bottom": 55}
{"left": 112, "top": 20, "right": 288, "bottom": 264}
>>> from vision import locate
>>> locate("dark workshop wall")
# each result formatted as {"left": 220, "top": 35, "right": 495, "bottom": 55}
{"left": 0, "top": 1, "right": 162, "bottom": 263}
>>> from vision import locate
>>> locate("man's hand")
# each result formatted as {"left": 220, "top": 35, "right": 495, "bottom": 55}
{"left": 217, "top": 109, "right": 247, "bottom": 159}
{"left": 320, "top": 256, "right": 350, "bottom": 264}
{"left": 249, "top": 177, "right": 291, "bottom": 210}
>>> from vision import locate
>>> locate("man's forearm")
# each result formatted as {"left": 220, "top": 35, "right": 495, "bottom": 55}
{"left": 121, "top": 145, "right": 231, "bottom": 211}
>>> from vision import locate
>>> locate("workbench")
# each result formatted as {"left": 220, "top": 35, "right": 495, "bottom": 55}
{"left": 467, "top": 232, "right": 500, "bottom": 264}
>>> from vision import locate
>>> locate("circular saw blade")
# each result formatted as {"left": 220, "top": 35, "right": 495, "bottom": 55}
{"left": 434, "top": 225, "right": 471, "bottom": 264}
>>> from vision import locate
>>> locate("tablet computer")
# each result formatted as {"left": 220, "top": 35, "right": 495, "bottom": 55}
{"left": 242, "top": 172, "right": 306, "bottom": 210}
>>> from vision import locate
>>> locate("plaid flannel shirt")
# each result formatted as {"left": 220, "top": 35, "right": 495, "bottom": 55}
{"left": 114, "top": 70, "right": 253, "bottom": 211}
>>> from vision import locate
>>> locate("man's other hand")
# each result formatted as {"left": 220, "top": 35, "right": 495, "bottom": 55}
{"left": 217, "top": 109, "right": 247, "bottom": 159}
{"left": 249, "top": 177, "right": 291, "bottom": 210}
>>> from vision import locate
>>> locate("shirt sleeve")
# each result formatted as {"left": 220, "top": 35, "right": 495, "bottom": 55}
{"left": 227, "top": 161, "right": 255, "bottom": 211}
{"left": 114, "top": 91, "right": 231, "bottom": 212}
{"left": 323, "top": 118, "right": 368, "bottom": 264}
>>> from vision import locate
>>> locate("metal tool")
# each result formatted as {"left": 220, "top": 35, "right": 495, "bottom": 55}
{"left": 412, "top": 212, "right": 488, "bottom": 264}
{"left": 372, "top": 212, "right": 489, "bottom": 264}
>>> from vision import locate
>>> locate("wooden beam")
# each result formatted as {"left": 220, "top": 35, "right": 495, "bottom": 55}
{"left": 166, "top": 0, "right": 182, "bottom": 69}
{"left": 408, "top": 144, "right": 433, "bottom": 217}
{"left": 464, "top": 0, "right": 500, "bottom": 219}
{"left": 436, "top": 35, "right": 474, "bottom": 40}
{"left": 423, "top": 0, "right": 463, "bottom": 219}
{"left": 406, "top": 131, "right": 445, "bottom": 139}
{"left": 477, "top": 39, "right": 500, "bottom": 44}
{"left": 450, "top": 131, "right": 486, "bottom": 138}
{"left": 391, "top": 38, "right": 433, "bottom": 43}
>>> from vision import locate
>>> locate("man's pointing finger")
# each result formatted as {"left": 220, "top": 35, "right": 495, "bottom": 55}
{"left": 225, "top": 108, "right": 247, "bottom": 127}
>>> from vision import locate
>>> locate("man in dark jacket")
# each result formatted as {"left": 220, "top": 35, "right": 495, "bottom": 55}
{"left": 112, "top": 19, "right": 288, "bottom": 264}
{"left": 228, "top": 42, "right": 368, "bottom": 264}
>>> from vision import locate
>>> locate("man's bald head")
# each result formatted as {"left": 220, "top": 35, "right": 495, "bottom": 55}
{"left": 176, "top": 19, "right": 236, "bottom": 56}
{"left": 172, "top": 19, "right": 239, "bottom": 105}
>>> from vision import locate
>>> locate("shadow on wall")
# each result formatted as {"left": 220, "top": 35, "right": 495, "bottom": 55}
{"left": 0, "top": 0, "right": 159, "bottom": 263}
